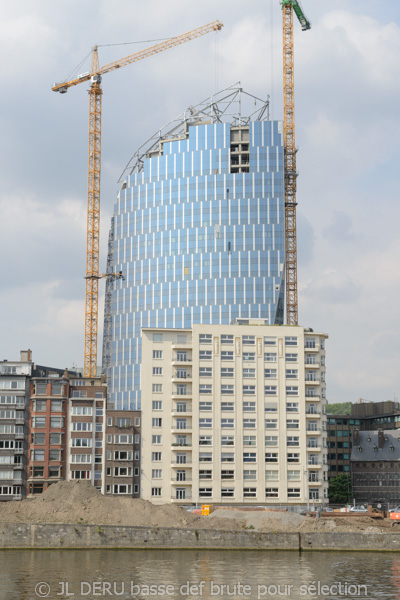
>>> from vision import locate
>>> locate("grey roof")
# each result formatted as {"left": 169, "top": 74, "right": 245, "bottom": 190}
{"left": 351, "top": 430, "right": 400, "bottom": 461}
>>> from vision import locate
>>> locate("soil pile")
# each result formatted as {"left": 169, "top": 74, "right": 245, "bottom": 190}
{"left": 0, "top": 482, "right": 396, "bottom": 533}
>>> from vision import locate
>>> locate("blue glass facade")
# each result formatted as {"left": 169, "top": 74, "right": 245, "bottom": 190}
{"left": 108, "top": 117, "right": 285, "bottom": 409}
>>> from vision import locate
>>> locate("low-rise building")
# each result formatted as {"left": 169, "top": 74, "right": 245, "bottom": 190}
{"left": 141, "top": 322, "right": 328, "bottom": 506}
{"left": 351, "top": 429, "right": 400, "bottom": 506}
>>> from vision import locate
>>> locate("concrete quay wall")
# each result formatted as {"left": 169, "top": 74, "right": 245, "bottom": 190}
{"left": 0, "top": 523, "right": 400, "bottom": 551}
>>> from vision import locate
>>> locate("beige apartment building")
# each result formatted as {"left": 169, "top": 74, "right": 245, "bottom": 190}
{"left": 141, "top": 322, "right": 328, "bottom": 506}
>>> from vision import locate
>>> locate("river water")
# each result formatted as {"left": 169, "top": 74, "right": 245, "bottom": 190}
{"left": 0, "top": 549, "right": 398, "bottom": 600}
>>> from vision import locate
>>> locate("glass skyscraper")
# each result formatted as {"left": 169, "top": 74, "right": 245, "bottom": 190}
{"left": 105, "top": 87, "right": 285, "bottom": 409}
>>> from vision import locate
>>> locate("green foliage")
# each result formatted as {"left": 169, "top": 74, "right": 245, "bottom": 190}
{"left": 326, "top": 402, "right": 352, "bottom": 416}
{"left": 328, "top": 474, "right": 352, "bottom": 504}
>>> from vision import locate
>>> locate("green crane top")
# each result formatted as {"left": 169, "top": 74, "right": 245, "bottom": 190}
{"left": 282, "top": 0, "right": 311, "bottom": 31}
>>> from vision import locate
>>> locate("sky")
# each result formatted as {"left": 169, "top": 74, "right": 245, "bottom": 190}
{"left": 0, "top": 0, "right": 399, "bottom": 405}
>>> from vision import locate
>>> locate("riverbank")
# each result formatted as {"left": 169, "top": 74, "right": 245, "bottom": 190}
{"left": 1, "top": 523, "right": 400, "bottom": 551}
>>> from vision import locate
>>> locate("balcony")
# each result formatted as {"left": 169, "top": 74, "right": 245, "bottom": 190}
{"left": 308, "top": 461, "right": 321, "bottom": 468}
{"left": 304, "top": 344, "right": 319, "bottom": 352}
{"left": 171, "top": 494, "right": 193, "bottom": 501}
{"left": 14, "top": 447, "right": 24, "bottom": 454}
{"left": 306, "top": 395, "right": 320, "bottom": 400}
{"left": 305, "top": 379, "right": 320, "bottom": 385}
{"left": 307, "top": 429, "right": 321, "bottom": 435}
{"left": 171, "top": 443, "right": 192, "bottom": 449}
{"left": 171, "top": 426, "right": 192, "bottom": 434}
{"left": 172, "top": 342, "right": 192, "bottom": 350}
{"left": 306, "top": 410, "right": 321, "bottom": 416}
{"left": 172, "top": 374, "right": 192, "bottom": 383}
{"left": 305, "top": 362, "right": 319, "bottom": 368}
{"left": 172, "top": 357, "right": 192, "bottom": 366}
{"left": 15, "top": 432, "right": 25, "bottom": 439}
{"left": 307, "top": 444, "right": 321, "bottom": 451}
{"left": 171, "top": 478, "right": 192, "bottom": 484}
{"left": 171, "top": 460, "right": 192, "bottom": 466}
{"left": 171, "top": 407, "right": 192, "bottom": 416}
{"left": 171, "top": 393, "right": 192, "bottom": 400}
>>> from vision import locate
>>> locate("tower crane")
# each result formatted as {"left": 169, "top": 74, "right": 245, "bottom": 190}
{"left": 52, "top": 20, "right": 223, "bottom": 377}
{"left": 281, "top": 0, "right": 310, "bottom": 325}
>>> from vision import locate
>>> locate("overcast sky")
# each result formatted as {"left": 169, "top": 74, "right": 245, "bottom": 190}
{"left": 1, "top": 0, "right": 399, "bottom": 405}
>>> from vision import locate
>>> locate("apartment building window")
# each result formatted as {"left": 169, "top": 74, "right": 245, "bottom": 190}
{"left": 115, "top": 451, "right": 133, "bottom": 461}
{"left": 265, "top": 488, "right": 279, "bottom": 498}
{"left": 221, "top": 453, "right": 234, "bottom": 463}
{"left": 114, "top": 484, "right": 132, "bottom": 494}
{"left": 221, "top": 385, "right": 234, "bottom": 395}
{"left": 135, "top": 417, "right": 140, "bottom": 426}
{"left": 221, "top": 335, "right": 234, "bottom": 345}
{"left": 199, "top": 350, "right": 212, "bottom": 360}
{"left": 243, "top": 401, "right": 256, "bottom": 412}
{"left": 0, "top": 409, "right": 15, "bottom": 419}
{"left": 221, "top": 418, "right": 234, "bottom": 429}
{"left": 71, "top": 438, "right": 92, "bottom": 448}
{"left": 305, "top": 338, "right": 316, "bottom": 349}
{"left": 72, "top": 422, "right": 91, "bottom": 432}
{"left": 264, "top": 369, "right": 277, "bottom": 379}
{"left": 152, "top": 435, "right": 162, "bottom": 444}
{"left": 199, "top": 470, "right": 212, "bottom": 479}
{"left": 264, "top": 353, "right": 277, "bottom": 362}
{"left": 306, "top": 372, "right": 317, "bottom": 382}
{"left": 152, "top": 401, "right": 162, "bottom": 410}
{"left": 243, "top": 418, "right": 256, "bottom": 429}
{"left": 199, "top": 453, "right": 212, "bottom": 462}
{"left": 265, "top": 436, "right": 278, "bottom": 447}
{"left": 243, "top": 487, "right": 257, "bottom": 498}
{"left": 286, "top": 420, "right": 299, "bottom": 429}
{"left": 287, "top": 436, "right": 300, "bottom": 447}
{"left": 264, "top": 386, "right": 277, "bottom": 396}
{"left": 243, "top": 368, "right": 255, "bottom": 378}
{"left": 153, "top": 333, "right": 163, "bottom": 342}
{"left": 243, "top": 452, "right": 256, "bottom": 463}
{"left": 243, "top": 385, "right": 255, "bottom": 395}
{"left": 265, "top": 470, "right": 279, "bottom": 481}
{"left": 35, "top": 383, "right": 47, "bottom": 395}
{"left": 286, "top": 354, "right": 298, "bottom": 363}
{"left": 286, "top": 370, "right": 298, "bottom": 379}
{"left": 199, "top": 488, "right": 212, "bottom": 497}
{"left": 199, "top": 418, "right": 212, "bottom": 428}
{"left": 286, "top": 403, "right": 299, "bottom": 413}
{"left": 95, "top": 392, "right": 103, "bottom": 399}
{"left": 199, "top": 384, "right": 212, "bottom": 395}
{"left": 221, "top": 435, "right": 234, "bottom": 446}
{"left": 287, "top": 470, "right": 301, "bottom": 481}
{"left": 199, "top": 367, "right": 212, "bottom": 377}
{"left": 151, "top": 488, "right": 162, "bottom": 497}
{"left": 31, "top": 433, "right": 45, "bottom": 444}
{"left": 221, "top": 351, "right": 234, "bottom": 361}
{"left": 70, "top": 470, "right": 90, "bottom": 480}
{"left": 243, "top": 352, "right": 255, "bottom": 362}
{"left": 176, "top": 470, "right": 187, "bottom": 482}
{"left": 199, "top": 334, "right": 212, "bottom": 344}
{"left": 287, "top": 453, "right": 300, "bottom": 463}
{"left": 286, "top": 386, "right": 298, "bottom": 396}
{"left": 70, "top": 454, "right": 91, "bottom": 464}
{"left": 177, "top": 368, "right": 188, "bottom": 379}
{"left": 221, "top": 488, "right": 234, "bottom": 498}
{"left": 49, "top": 450, "right": 61, "bottom": 461}
{"left": 51, "top": 400, "right": 63, "bottom": 411}
{"left": 152, "top": 418, "right": 162, "bottom": 428}
{"left": 221, "top": 367, "right": 234, "bottom": 378}
{"left": 153, "top": 367, "right": 163, "bottom": 375}
{"left": 242, "top": 336, "right": 255, "bottom": 345}
{"left": 177, "top": 352, "right": 188, "bottom": 362}
{"left": 31, "top": 467, "right": 44, "bottom": 478}
{"left": 152, "top": 384, "right": 162, "bottom": 393}
{"left": 265, "top": 453, "right": 278, "bottom": 463}
{"left": 285, "top": 337, "right": 298, "bottom": 346}
{"left": 50, "top": 433, "right": 61, "bottom": 444}
{"left": 265, "top": 419, "right": 278, "bottom": 429}
{"left": 176, "top": 418, "right": 186, "bottom": 430}
{"left": 72, "top": 391, "right": 87, "bottom": 398}
{"left": 153, "top": 350, "right": 163, "bottom": 359}
{"left": 34, "top": 400, "right": 47, "bottom": 412}
{"left": 305, "top": 355, "right": 316, "bottom": 365}
{"left": 265, "top": 402, "right": 277, "bottom": 413}
{"left": 287, "top": 488, "right": 301, "bottom": 498}
{"left": 221, "top": 402, "right": 234, "bottom": 412}
{"left": 152, "top": 469, "right": 162, "bottom": 479}
{"left": 199, "top": 436, "right": 212, "bottom": 446}
{"left": 264, "top": 337, "right": 276, "bottom": 346}
{"left": 51, "top": 417, "right": 64, "bottom": 428}
{"left": 72, "top": 407, "right": 92, "bottom": 416}
{"left": 177, "top": 384, "right": 187, "bottom": 395}
{"left": 32, "top": 417, "right": 46, "bottom": 428}
{"left": 0, "top": 440, "right": 14, "bottom": 449}
{"left": 0, "top": 424, "right": 14, "bottom": 434}
{"left": 152, "top": 452, "right": 162, "bottom": 462}
{"left": 243, "top": 436, "right": 256, "bottom": 447}
{"left": 199, "top": 401, "right": 212, "bottom": 411}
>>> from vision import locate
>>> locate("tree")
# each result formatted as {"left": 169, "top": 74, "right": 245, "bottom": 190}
{"left": 328, "top": 474, "right": 352, "bottom": 504}
{"left": 326, "top": 402, "right": 352, "bottom": 416}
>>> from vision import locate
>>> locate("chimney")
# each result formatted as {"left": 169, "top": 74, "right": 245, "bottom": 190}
{"left": 353, "top": 428, "right": 359, "bottom": 447}
{"left": 20, "top": 349, "right": 32, "bottom": 362}
{"left": 378, "top": 429, "right": 384, "bottom": 449}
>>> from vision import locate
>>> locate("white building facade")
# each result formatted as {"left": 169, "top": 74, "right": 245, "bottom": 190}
{"left": 141, "top": 322, "right": 328, "bottom": 505}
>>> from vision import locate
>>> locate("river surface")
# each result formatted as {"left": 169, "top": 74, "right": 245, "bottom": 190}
{"left": 0, "top": 549, "right": 398, "bottom": 600}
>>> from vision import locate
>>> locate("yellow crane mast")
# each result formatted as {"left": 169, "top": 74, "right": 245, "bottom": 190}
{"left": 281, "top": 1, "right": 310, "bottom": 325}
{"left": 52, "top": 20, "right": 223, "bottom": 377}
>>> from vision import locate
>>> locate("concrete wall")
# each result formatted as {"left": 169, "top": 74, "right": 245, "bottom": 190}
{"left": 1, "top": 524, "right": 400, "bottom": 551}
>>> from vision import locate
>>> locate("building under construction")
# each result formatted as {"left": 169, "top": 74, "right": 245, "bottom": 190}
{"left": 103, "top": 87, "right": 286, "bottom": 409}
